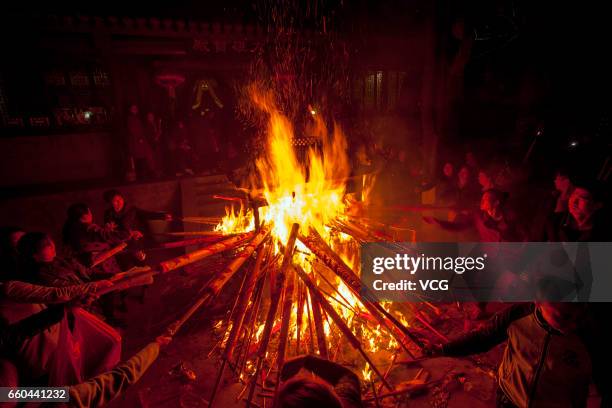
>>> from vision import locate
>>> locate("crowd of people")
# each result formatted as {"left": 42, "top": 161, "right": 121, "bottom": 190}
{"left": 425, "top": 155, "right": 610, "bottom": 243}
{"left": 1, "top": 143, "right": 611, "bottom": 407}
{"left": 348, "top": 145, "right": 611, "bottom": 407}
{"left": 124, "top": 104, "right": 242, "bottom": 181}
{"left": 0, "top": 189, "right": 173, "bottom": 407}
{"left": 357, "top": 143, "right": 611, "bottom": 244}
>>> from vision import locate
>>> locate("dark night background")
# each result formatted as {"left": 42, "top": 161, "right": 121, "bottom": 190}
{"left": 0, "top": 3, "right": 611, "bottom": 408}
{"left": 1, "top": 1, "right": 610, "bottom": 189}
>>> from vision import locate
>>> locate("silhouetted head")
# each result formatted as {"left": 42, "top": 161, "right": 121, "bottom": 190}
{"left": 480, "top": 189, "right": 508, "bottom": 220}
{"left": 18, "top": 232, "right": 56, "bottom": 264}
{"left": 458, "top": 166, "right": 470, "bottom": 188}
{"left": 277, "top": 377, "right": 343, "bottom": 408}
{"left": 554, "top": 168, "right": 573, "bottom": 194}
{"left": 0, "top": 226, "right": 25, "bottom": 252}
{"left": 568, "top": 180, "right": 603, "bottom": 226}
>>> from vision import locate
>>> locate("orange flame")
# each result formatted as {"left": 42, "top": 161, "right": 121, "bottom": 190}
{"left": 215, "top": 85, "right": 402, "bottom": 381}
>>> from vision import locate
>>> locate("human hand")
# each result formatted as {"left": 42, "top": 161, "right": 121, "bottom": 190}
{"left": 131, "top": 230, "right": 144, "bottom": 240}
{"left": 134, "top": 250, "right": 146, "bottom": 262}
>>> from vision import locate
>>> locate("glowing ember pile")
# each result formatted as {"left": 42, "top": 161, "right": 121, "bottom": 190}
{"left": 208, "top": 88, "right": 421, "bottom": 407}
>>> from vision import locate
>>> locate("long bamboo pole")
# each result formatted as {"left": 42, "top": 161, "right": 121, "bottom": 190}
{"left": 295, "top": 281, "right": 305, "bottom": 355}
{"left": 237, "top": 274, "right": 266, "bottom": 381}
{"left": 299, "top": 229, "right": 423, "bottom": 353}
{"left": 246, "top": 224, "right": 299, "bottom": 408}
{"left": 166, "top": 228, "right": 268, "bottom": 336}
{"left": 273, "top": 268, "right": 296, "bottom": 397}
{"left": 309, "top": 287, "right": 329, "bottom": 359}
{"left": 181, "top": 216, "right": 223, "bottom": 224}
{"left": 158, "top": 231, "right": 254, "bottom": 273}
{"left": 91, "top": 242, "right": 128, "bottom": 267}
{"left": 157, "top": 236, "right": 225, "bottom": 249}
{"left": 236, "top": 246, "right": 275, "bottom": 378}
{"left": 293, "top": 264, "right": 394, "bottom": 392}
{"left": 97, "top": 230, "right": 253, "bottom": 297}
{"left": 160, "top": 231, "right": 225, "bottom": 237}
{"left": 305, "top": 291, "right": 316, "bottom": 355}
{"left": 208, "top": 245, "right": 267, "bottom": 407}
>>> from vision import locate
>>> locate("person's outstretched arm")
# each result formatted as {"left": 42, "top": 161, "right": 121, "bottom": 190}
{"left": 423, "top": 213, "right": 474, "bottom": 232}
{"left": 1, "top": 280, "right": 110, "bottom": 304}
{"left": 69, "top": 335, "right": 170, "bottom": 408}
{"left": 440, "top": 303, "right": 534, "bottom": 356}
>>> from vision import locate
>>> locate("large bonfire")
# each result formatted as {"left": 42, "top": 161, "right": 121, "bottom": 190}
{"left": 205, "top": 86, "right": 427, "bottom": 407}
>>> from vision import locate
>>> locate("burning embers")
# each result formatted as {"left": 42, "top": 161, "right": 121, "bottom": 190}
{"left": 207, "top": 88, "right": 422, "bottom": 406}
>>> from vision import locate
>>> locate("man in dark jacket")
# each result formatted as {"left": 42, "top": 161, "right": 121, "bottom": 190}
{"left": 428, "top": 302, "right": 606, "bottom": 407}
{"left": 103, "top": 189, "right": 171, "bottom": 239}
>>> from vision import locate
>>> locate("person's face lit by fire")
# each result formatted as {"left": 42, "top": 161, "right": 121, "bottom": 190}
{"left": 554, "top": 174, "right": 572, "bottom": 194}
{"left": 480, "top": 191, "right": 502, "bottom": 220}
{"left": 34, "top": 239, "right": 56, "bottom": 263}
{"left": 129, "top": 105, "right": 139, "bottom": 115}
{"left": 111, "top": 195, "right": 125, "bottom": 213}
{"left": 458, "top": 167, "right": 470, "bottom": 188}
{"left": 80, "top": 209, "right": 93, "bottom": 225}
{"left": 443, "top": 163, "right": 454, "bottom": 178}
{"left": 568, "top": 187, "right": 598, "bottom": 225}
{"left": 146, "top": 112, "right": 155, "bottom": 122}
{"left": 538, "top": 303, "right": 586, "bottom": 334}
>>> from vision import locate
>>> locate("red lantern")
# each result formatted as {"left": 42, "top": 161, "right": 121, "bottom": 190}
{"left": 155, "top": 73, "right": 185, "bottom": 98}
